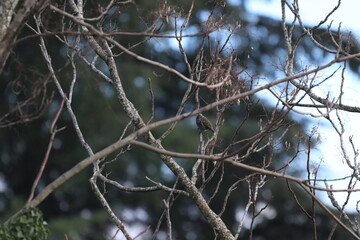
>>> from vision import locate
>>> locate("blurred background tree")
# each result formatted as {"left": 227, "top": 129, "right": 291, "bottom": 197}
{"left": 0, "top": 0, "right": 359, "bottom": 239}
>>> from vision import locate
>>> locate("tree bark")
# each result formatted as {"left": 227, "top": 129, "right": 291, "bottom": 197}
{"left": 0, "top": 0, "right": 49, "bottom": 74}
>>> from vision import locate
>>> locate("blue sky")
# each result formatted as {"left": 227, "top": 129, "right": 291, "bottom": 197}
{"left": 242, "top": 0, "right": 360, "bottom": 212}
{"left": 245, "top": 0, "right": 360, "bottom": 38}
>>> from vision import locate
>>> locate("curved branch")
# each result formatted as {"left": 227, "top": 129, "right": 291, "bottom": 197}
{"left": 25, "top": 51, "right": 360, "bottom": 208}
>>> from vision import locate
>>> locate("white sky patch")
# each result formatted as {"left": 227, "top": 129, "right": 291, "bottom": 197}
{"left": 256, "top": 53, "right": 360, "bottom": 212}
{"left": 148, "top": 24, "right": 201, "bottom": 54}
{"left": 0, "top": 175, "right": 6, "bottom": 192}
{"left": 235, "top": 202, "right": 277, "bottom": 229}
{"left": 245, "top": 0, "right": 360, "bottom": 212}
{"left": 246, "top": 0, "right": 360, "bottom": 38}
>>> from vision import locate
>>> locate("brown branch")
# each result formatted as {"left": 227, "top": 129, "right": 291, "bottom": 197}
{"left": 26, "top": 98, "right": 65, "bottom": 204}
{"left": 24, "top": 52, "right": 360, "bottom": 209}
{"left": 48, "top": 4, "right": 227, "bottom": 89}
{"left": 131, "top": 139, "right": 360, "bottom": 192}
